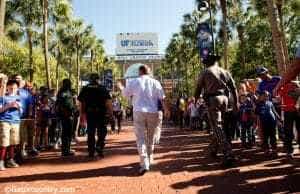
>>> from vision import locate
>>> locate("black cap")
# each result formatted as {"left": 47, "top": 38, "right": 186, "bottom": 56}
{"left": 202, "top": 53, "right": 221, "bottom": 66}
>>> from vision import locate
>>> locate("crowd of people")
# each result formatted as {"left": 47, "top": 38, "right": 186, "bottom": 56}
{"left": 0, "top": 45, "right": 299, "bottom": 174}
{"left": 169, "top": 67, "right": 300, "bottom": 158}
{"left": 0, "top": 73, "right": 128, "bottom": 171}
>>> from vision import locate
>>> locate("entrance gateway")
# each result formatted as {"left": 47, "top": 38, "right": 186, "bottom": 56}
{"left": 113, "top": 33, "right": 174, "bottom": 94}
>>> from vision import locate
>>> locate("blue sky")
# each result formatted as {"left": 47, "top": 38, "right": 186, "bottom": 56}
{"left": 73, "top": 0, "right": 196, "bottom": 55}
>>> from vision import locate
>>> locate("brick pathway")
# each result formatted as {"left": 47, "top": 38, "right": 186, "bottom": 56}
{"left": 0, "top": 123, "right": 300, "bottom": 194}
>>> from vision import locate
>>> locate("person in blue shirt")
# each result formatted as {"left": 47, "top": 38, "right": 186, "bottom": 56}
{"left": 255, "top": 91, "right": 282, "bottom": 156}
{"left": 256, "top": 67, "right": 281, "bottom": 99}
{"left": 14, "top": 75, "right": 38, "bottom": 159}
{"left": 0, "top": 80, "right": 23, "bottom": 171}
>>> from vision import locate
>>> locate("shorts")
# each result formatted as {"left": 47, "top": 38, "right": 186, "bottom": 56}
{"left": 20, "top": 119, "right": 35, "bottom": 143}
{"left": 0, "top": 122, "right": 20, "bottom": 147}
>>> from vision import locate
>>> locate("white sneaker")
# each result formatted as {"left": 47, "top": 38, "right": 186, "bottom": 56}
{"left": 21, "top": 150, "right": 28, "bottom": 158}
{"left": 54, "top": 143, "right": 59, "bottom": 150}
{"left": 6, "top": 159, "right": 19, "bottom": 168}
{"left": 149, "top": 155, "right": 154, "bottom": 165}
{"left": 0, "top": 160, "right": 6, "bottom": 171}
{"left": 138, "top": 167, "right": 149, "bottom": 175}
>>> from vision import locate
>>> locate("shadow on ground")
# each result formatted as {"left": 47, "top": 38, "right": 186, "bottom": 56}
{"left": 1, "top": 124, "right": 300, "bottom": 194}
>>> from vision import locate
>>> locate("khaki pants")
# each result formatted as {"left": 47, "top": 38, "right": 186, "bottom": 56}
{"left": 20, "top": 119, "right": 35, "bottom": 147}
{"left": 207, "top": 95, "right": 233, "bottom": 159}
{"left": 0, "top": 122, "right": 20, "bottom": 147}
{"left": 133, "top": 111, "right": 160, "bottom": 169}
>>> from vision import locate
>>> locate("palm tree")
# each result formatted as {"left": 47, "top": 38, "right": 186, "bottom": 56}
{"left": 61, "top": 19, "right": 95, "bottom": 93}
{"left": 5, "top": 0, "right": 43, "bottom": 82}
{"left": 0, "top": 0, "right": 6, "bottom": 36}
{"left": 93, "top": 39, "right": 105, "bottom": 73}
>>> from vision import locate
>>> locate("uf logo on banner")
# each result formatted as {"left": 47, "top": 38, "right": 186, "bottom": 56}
{"left": 121, "top": 40, "right": 130, "bottom": 47}
{"left": 197, "top": 22, "right": 213, "bottom": 60}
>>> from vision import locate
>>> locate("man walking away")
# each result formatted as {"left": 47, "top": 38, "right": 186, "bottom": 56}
{"left": 194, "top": 54, "right": 239, "bottom": 167}
{"left": 118, "top": 65, "right": 168, "bottom": 175}
{"left": 78, "top": 74, "right": 113, "bottom": 158}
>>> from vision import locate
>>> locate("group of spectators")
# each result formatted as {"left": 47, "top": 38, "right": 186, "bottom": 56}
{"left": 170, "top": 66, "right": 300, "bottom": 159}
{"left": 0, "top": 73, "right": 127, "bottom": 171}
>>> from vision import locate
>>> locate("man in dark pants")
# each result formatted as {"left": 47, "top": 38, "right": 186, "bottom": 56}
{"left": 56, "top": 79, "right": 76, "bottom": 156}
{"left": 78, "top": 74, "right": 113, "bottom": 158}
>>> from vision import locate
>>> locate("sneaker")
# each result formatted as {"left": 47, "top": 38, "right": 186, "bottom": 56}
{"left": 270, "top": 150, "right": 278, "bottom": 157}
{"left": 29, "top": 148, "right": 40, "bottom": 157}
{"left": 138, "top": 167, "right": 149, "bottom": 176}
{"left": 286, "top": 153, "right": 294, "bottom": 160}
{"left": 0, "top": 160, "right": 6, "bottom": 171}
{"left": 21, "top": 150, "right": 28, "bottom": 158}
{"left": 210, "top": 151, "right": 218, "bottom": 159}
{"left": 264, "top": 149, "right": 270, "bottom": 155}
{"left": 96, "top": 147, "right": 104, "bottom": 158}
{"left": 54, "top": 143, "right": 59, "bottom": 150}
{"left": 6, "top": 159, "right": 19, "bottom": 168}
{"left": 149, "top": 155, "right": 154, "bottom": 165}
{"left": 62, "top": 150, "right": 75, "bottom": 157}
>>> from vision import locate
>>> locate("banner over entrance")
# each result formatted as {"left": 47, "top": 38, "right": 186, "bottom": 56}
{"left": 116, "top": 33, "right": 159, "bottom": 55}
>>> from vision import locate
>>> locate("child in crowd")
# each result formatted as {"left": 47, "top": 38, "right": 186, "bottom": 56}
{"left": 36, "top": 94, "right": 51, "bottom": 150}
{"left": 188, "top": 97, "right": 199, "bottom": 130}
{"left": 0, "top": 80, "right": 23, "bottom": 170}
{"left": 239, "top": 93, "right": 255, "bottom": 148}
{"left": 255, "top": 91, "right": 282, "bottom": 156}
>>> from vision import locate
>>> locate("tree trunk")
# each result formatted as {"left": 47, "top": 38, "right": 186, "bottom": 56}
{"left": 27, "top": 28, "right": 34, "bottom": 82}
{"left": 276, "top": 0, "right": 290, "bottom": 66}
{"left": 266, "top": 0, "right": 287, "bottom": 74}
{"left": 76, "top": 39, "right": 80, "bottom": 94}
{"left": 42, "top": 0, "right": 51, "bottom": 88}
{"left": 220, "top": 0, "right": 228, "bottom": 69}
{"left": 237, "top": 25, "right": 246, "bottom": 69}
{"left": 96, "top": 62, "right": 99, "bottom": 74}
{"left": 0, "top": 0, "right": 6, "bottom": 37}
{"left": 68, "top": 57, "right": 72, "bottom": 80}
{"left": 90, "top": 49, "right": 94, "bottom": 72}
{"left": 55, "top": 47, "right": 60, "bottom": 91}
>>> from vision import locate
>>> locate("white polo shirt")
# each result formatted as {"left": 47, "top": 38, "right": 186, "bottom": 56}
{"left": 122, "top": 75, "right": 165, "bottom": 113}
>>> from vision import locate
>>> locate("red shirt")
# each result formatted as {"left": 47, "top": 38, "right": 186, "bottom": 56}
{"left": 279, "top": 83, "right": 297, "bottom": 112}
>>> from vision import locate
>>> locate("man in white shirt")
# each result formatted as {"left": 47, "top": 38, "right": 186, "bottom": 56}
{"left": 118, "top": 65, "right": 167, "bottom": 175}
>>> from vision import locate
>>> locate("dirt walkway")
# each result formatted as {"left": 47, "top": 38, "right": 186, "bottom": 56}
{"left": 0, "top": 123, "right": 300, "bottom": 194}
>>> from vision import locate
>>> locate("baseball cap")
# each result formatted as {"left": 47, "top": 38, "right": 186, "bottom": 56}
{"left": 202, "top": 53, "right": 221, "bottom": 66}
{"left": 256, "top": 67, "right": 268, "bottom": 75}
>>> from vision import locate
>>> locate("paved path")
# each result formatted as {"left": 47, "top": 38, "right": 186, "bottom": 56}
{"left": 0, "top": 123, "right": 300, "bottom": 194}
